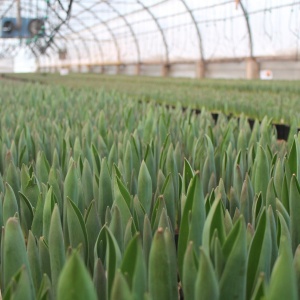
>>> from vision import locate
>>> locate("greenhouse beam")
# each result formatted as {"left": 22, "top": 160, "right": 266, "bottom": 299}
{"left": 180, "top": 0, "right": 205, "bottom": 77}
{"left": 136, "top": 0, "right": 170, "bottom": 65}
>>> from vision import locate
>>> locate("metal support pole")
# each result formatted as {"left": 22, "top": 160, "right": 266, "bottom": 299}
{"left": 101, "top": 66, "right": 105, "bottom": 74}
{"left": 135, "top": 63, "right": 141, "bottom": 76}
{"left": 246, "top": 57, "right": 260, "bottom": 79}
{"left": 180, "top": 0, "right": 204, "bottom": 62}
{"left": 106, "top": 3, "right": 141, "bottom": 65}
{"left": 239, "top": 0, "right": 254, "bottom": 58}
{"left": 161, "top": 64, "right": 170, "bottom": 77}
{"left": 196, "top": 60, "right": 206, "bottom": 79}
{"left": 16, "top": 0, "right": 22, "bottom": 29}
{"left": 136, "top": 0, "right": 169, "bottom": 65}
{"left": 35, "top": 56, "right": 40, "bottom": 73}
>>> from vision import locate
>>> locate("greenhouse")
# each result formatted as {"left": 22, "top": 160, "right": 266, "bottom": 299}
{"left": 1, "top": 0, "right": 300, "bottom": 78}
{"left": 1, "top": 1, "right": 300, "bottom": 300}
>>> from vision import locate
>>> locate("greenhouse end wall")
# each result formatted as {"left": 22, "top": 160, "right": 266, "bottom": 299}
{"left": 38, "top": 59, "right": 300, "bottom": 81}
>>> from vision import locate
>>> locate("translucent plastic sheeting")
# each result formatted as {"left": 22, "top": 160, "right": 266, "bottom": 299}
{"left": 1, "top": 0, "right": 300, "bottom": 66}
{"left": 248, "top": 0, "right": 300, "bottom": 57}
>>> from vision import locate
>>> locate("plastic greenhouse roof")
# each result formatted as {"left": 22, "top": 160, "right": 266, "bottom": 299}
{"left": 1, "top": 0, "right": 300, "bottom": 66}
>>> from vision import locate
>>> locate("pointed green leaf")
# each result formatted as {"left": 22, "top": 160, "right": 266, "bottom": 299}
{"left": 290, "top": 175, "right": 300, "bottom": 253}
{"left": 254, "top": 145, "right": 269, "bottom": 202}
{"left": 267, "top": 237, "right": 297, "bottom": 300}
{"left": 195, "top": 248, "right": 219, "bottom": 300}
{"left": 49, "top": 205, "right": 65, "bottom": 296}
{"left": 220, "top": 216, "right": 247, "bottom": 300}
{"left": 3, "top": 217, "right": 33, "bottom": 292}
{"left": 149, "top": 228, "right": 177, "bottom": 300}
{"left": 67, "top": 197, "right": 88, "bottom": 263}
{"left": 182, "top": 241, "right": 198, "bottom": 300}
{"left": 57, "top": 251, "right": 97, "bottom": 300}
{"left": 137, "top": 161, "right": 152, "bottom": 216}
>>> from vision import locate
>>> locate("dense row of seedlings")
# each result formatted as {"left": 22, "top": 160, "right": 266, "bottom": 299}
{"left": 4, "top": 73, "right": 300, "bottom": 125}
{"left": 0, "top": 83, "right": 299, "bottom": 299}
